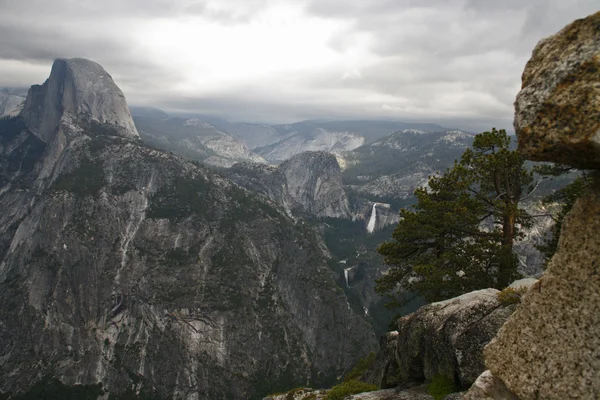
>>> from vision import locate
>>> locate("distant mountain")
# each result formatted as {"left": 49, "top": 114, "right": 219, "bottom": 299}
{"left": 341, "top": 129, "right": 475, "bottom": 205}
{"left": 0, "top": 88, "right": 27, "bottom": 118}
{"left": 248, "top": 120, "right": 450, "bottom": 164}
{"left": 132, "top": 111, "right": 267, "bottom": 167}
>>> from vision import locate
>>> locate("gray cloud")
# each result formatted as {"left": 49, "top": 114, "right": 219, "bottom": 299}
{"left": 1, "top": 0, "right": 598, "bottom": 132}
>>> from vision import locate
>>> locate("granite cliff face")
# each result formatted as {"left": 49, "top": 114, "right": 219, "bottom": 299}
{"left": 0, "top": 59, "right": 378, "bottom": 399}
{"left": 228, "top": 151, "right": 351, "bottom": 219}
{"left": 21, "top": 58, "right": 138, "bottom": 141}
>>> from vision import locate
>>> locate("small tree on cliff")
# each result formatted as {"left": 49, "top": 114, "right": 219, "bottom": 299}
{"left": 534, "top": 164, "right": 592, "bottom": 262}
{"left": 377, "top": 128, "right": 534, "bottom": 304}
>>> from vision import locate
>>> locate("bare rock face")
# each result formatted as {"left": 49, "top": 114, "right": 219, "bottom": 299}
{"left": 463, "top": 371, "right": 518, "bottom": 400}
{"left": 362, "top": 331, "right": 401, "bottom": 389}
{"left": 514, "top": 11, "right": 600, "bottom": 168}
{"left": 280, "top": 151, "right": 351, "bottom": 218}
{"left": 229, "top": 151, "right": 351, "bottom": 219}
{"left": 21, "top": 58, "right": 138, "bottom": 141}
{"left": 395, "top": 289, "right": 517, "bottom": 388}
{"left": 484, "top": 177, "right": 600, "bottom": 399}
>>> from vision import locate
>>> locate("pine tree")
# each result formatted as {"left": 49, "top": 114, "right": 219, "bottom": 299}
{"left": 377, "top": 128, "right": 532, "bottom": 305}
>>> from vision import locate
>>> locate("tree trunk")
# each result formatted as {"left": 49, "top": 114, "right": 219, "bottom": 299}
{"left": 497, "top": 212, "right": 517, "bottom": 288}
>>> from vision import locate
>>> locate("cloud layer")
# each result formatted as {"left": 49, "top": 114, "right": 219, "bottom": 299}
{"left": 1, "top": 0, "right": 598, "bottom": 131}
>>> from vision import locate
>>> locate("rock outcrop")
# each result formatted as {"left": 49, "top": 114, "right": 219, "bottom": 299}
{"left": 514, "top": 11, "right": 600, "bottom": 169}
{"left": 477, "top": 12, "right": 600, "bottom": 400}
{"left": 394, "top": 289, "right": 519, "bottom": 387}
{"left": 21, "top": 58, "right": 139, "bottom": 141}
{"left": 229, "top": 151, "right": 351, "bottom": 218}
{"left": 362, "top": 331, "right": 401, "bottom": 389}
{"left": 281, "top": 151, "right": 351, "bottom": 218}
{"left": 0, "top": 59, "right": 378, "bottom": 399}
{"left": 463, "top": 371, "right": 518, "bottom": 400}
{"left": 483, "top": 177, "right": 600, "bottom": 399}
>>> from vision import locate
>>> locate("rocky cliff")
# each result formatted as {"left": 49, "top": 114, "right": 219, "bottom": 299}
{"left": 21, "top": 58, "right": 138, "bottom": 141}
{"left": 228, "top": 151, "right": 351, "bottom": 219}
{"left": 0, "top": 58, "right": 378, "bottom": 399}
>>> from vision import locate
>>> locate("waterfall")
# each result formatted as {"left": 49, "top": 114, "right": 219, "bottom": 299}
{"left": 344, "top": 268, "right": 351, "bottom": 287}
{"left": 367, "top": 203, "right": 378, "bottom": 233}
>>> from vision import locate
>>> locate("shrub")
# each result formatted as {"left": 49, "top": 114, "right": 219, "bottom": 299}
{"left": 427, "top": 375, "right": 458, "bottom": 400}
{"left": 343, "top": 352, "right": 376, "bottom": 382}
{"left": 324, "top": 380, "right": 378, "bottom": 400}
{"left": 497, "top": 286, "right": 528, "bottom": 306}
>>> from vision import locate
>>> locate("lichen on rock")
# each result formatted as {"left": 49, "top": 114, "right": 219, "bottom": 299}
{"left": 514, "top": 11, "right": 600, "bottom": 168}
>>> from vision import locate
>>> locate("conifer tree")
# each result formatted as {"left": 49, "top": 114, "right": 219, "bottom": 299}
{"left": 377, "top": 128, "right": 533, "bottom": 304}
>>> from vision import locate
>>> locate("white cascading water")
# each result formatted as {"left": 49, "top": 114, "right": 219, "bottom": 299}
{"left": 344, "top": 268, "right": 351, "bottom": 287}
{"left": 367, "top": 203, "right": 378, "bottom": 233}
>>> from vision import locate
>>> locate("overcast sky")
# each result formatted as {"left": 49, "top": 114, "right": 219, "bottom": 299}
{"left": 1, "top": 0, "right": 597, "bottom": 131}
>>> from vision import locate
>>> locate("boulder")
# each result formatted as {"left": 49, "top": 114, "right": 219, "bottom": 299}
{"left": 484, "top": 177, "right": 600, "bottom": 399}
{"left": 463, "top": 371, "right": 518, "bottom": 400}
{"left": 362, "top": 331, "right": 401, "bottom": 388}
{"left": 514, "top": 11, "right": 600, "bottom": 168}
{"left": 395, "top": 289, "right": 516, "bottom": 387}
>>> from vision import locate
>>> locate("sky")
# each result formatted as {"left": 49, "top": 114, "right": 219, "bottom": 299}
{"left": 1, "top": 0, "right": 598, "bottom": 131}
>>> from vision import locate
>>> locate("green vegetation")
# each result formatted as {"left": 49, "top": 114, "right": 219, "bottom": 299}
{"left": 0, "top": 116, "right": 27, "bottom": 143}
{"left": 427, "top": 375, "right": 459, "bottom": 400}
{"left": 0, "top": 116, "right": 46, "bottom": 189}
{"left": 377, "top": 129, "right": 534, "bottom": 305}
{"left": 535, "top": 165, "right": 592, "bottom": 263}
{"left": 323, "top": 380, "right": 378, "bottom": 400}
{"left": 497, "top": 286, "right": 528, "bottom": 305}
{"left": 343, "top": 352, "right": 376, "bottom": 382}
{"left": 52, "top": 157, "right": 106, "bottom": 196}
{"left": 147, "top": 176, "right": 212, "bottom": 220}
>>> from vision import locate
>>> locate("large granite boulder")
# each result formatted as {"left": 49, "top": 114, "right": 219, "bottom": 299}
{"left": 484, "top": 177, "right": 600, "bottom": 399}
{"left": 514, "top": 11, "right": 600, "bottom": 168}
{"left": 394, "top": 289, "right": 517, "bottom": 387}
